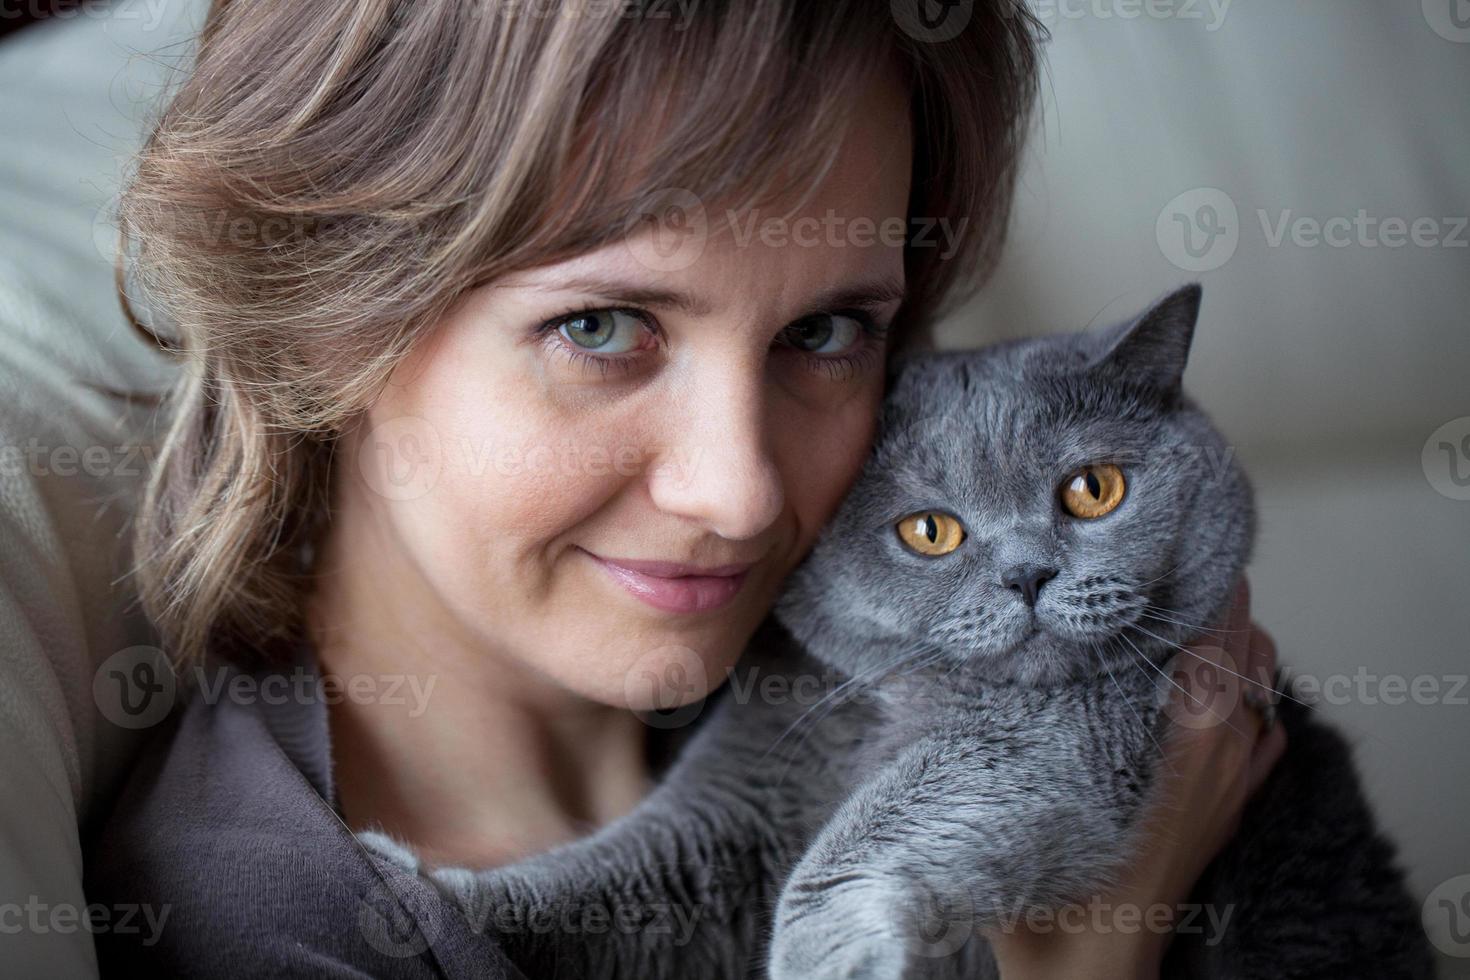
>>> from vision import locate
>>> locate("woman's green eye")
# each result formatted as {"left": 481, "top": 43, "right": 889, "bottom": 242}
{"left": 784, "top": 313, "right": 864, "bottom": 355}
{"left": 556, "top": 309, "right": 647, "bottom": 353}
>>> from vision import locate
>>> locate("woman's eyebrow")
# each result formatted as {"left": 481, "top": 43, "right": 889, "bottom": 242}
{"left": 524, "top": 275, "right": 715, "bottom": 317}
{"left": 810, "top": 274, "right": 908, "bottom": 312}
{"left": 520, "top": 273, "right": 907, "bottom": 318}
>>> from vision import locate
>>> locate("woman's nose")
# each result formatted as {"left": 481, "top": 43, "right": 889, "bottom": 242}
{"left": 646, "top": 371, "right": 784, "bottom": 541}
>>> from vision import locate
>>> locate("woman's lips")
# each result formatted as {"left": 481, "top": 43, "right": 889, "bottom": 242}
{"left": 580, "top": 550, "right": 753, "bottom": 614}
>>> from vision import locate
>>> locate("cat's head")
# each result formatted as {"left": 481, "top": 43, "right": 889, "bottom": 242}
{"left": 775, "top": 285, "right": 1255, "bottom": 687}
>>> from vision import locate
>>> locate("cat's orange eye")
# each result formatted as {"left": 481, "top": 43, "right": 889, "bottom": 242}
{"left": 1060, "top": 464, "right": 1126, "bottom": 519}
{"left": 896, "top": 511, "right": 966, "bottom": 556}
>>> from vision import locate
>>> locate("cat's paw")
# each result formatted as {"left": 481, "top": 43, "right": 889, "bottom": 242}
{"left": 769, "top": 934, "right": 907, "bottom": 980}
{"left": 770, "top": 868, "right": 985, "bottom": 980}
{"left": 769, "top": 877, "right": 912, "bottom": 980}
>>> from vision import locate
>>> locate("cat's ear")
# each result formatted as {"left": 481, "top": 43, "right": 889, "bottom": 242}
{"left": 1084, "top": 284, "right": 1202, "bottom": 396}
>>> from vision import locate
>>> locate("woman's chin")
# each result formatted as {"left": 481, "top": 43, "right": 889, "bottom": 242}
{"left": 541, "top": 629, "right": 747, "bottom": 713}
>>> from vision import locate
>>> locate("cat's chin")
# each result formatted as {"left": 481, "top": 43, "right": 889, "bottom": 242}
{"left": 970, "top": 631, "right": 1111, "bottom": 687}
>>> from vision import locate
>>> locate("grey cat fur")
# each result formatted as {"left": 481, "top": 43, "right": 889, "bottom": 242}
{"left": 363, "top": 285, "right": 1432, "bottom": 979}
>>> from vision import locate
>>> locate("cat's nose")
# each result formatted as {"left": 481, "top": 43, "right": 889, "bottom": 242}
{"left": 1001, "top": 565, "right": 1057, "bottom": 607}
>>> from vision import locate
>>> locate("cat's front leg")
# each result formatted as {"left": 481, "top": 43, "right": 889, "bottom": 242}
{"left": 768, "top": 809, "right": 990, "bottom": 980}
{"left": 767, "top": 737, "right": 1018, "bottom": 980}
{"left": 770, "top": 718, "right": 1147, "bottom": 980}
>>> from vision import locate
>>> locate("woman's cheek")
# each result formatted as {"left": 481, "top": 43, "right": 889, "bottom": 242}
{"left": 435, "top": 404, "right": 630, "bottom": 573}
{"left": 777, "top": 386, "right": 881, "bottom": 558}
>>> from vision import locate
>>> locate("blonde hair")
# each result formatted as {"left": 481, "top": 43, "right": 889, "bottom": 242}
{"left": 122, "top": 0, "right": 1046, "bottom": 667}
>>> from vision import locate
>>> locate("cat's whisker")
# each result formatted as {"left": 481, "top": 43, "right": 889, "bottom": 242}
{"left": 1125, "top": 622, "right": 1312, "bottom": 710}
{"left": 1138, "top": 608, "right": 1247, "bottom": 637}
{"left": 768, "top": 645, "right": 951, "bottom": 787}
{"left": 1132, "top": 557, "right": 1195, "bottom": 591}
{"left": 1090, "top": 641, "right": 1179, "bottom": 779}
{"left": 763, "top": 666, "right": 880, "bottom": 761}
{"left": 1117, "top": 632, "right": 1257, "bottom": 742}
{"left": 763, "top": 640, "right": 926, "bottom": 763}
{"left": 1140, "top": 601, "right": 1247, "bottom": 628}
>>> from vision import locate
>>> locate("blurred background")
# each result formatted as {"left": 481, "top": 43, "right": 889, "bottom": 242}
{"left": 0, "top": 0, "right": 1465, "bottom": 975}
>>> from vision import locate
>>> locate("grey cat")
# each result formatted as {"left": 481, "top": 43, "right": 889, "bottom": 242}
{"left": 362, "top": 285, "right": 1432, "bottom": 979}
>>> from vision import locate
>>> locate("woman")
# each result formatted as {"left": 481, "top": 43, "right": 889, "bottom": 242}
{"left": 86, "top": 0, "right": 1285, "bottom": 976}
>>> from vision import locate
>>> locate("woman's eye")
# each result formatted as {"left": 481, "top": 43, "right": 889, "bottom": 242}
{"left": 782, "top": 313, "right": 865, "bottom": 355}
{"left": 554, "top": 309, "right": 649, "bottom": 354}
{"left": 1059, "top": 463, "right": 1127, "bottom": 519}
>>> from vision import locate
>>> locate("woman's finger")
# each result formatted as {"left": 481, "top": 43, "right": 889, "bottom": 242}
{"left": 1224, "top": 577, "right": 1251, "bottom": 652}
{"left": 1218, "top": 584, "right": 1271, "bottom": 743}
{"left": 1246, "top": 623, "right": 1278, "bottom": 703}
{"left": 1241, "top": 623, "right": 1288, "bottom": 795}
{"left": 1246, "top": 719, "right": 1288, "bottom": 797}
{"left": 1161, "top": 579, "right": 1251, "bottom": 736}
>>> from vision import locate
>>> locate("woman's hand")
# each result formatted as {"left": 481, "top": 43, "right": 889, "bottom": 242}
{"left": 987, "top": 577, "right": 1289, "bottom": 979}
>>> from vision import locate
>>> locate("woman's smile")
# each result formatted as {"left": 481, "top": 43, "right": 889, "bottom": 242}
{"left": 578, "top": 548, "right": 757, "bottom": 615}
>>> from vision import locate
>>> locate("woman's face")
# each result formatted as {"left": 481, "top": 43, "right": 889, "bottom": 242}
{"left": 344, "top": 76, "right": 912, "bottom": 710}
